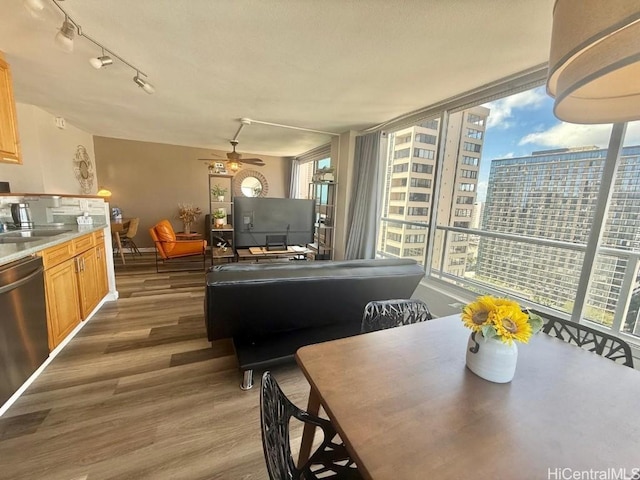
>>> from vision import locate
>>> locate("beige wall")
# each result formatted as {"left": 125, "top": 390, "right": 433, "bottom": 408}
{"left": 0, "top": 103, "right": 96, "bottom": 194}
{"left": 93, "top": 136, "right": 290, "bottom": 248}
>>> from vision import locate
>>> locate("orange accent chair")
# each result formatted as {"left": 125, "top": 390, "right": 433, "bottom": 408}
{"left": 149, "top": 220, "right": 207, "bottom": 271}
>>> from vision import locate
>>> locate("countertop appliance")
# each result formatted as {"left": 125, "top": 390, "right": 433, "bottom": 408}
{"left": 10, "top": 203, "right": 34, "bottom": 229}
{"left": 0, "top": 256, "right": 49, "bottom": 407}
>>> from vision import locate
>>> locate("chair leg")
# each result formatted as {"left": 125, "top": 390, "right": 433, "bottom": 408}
{"left": 240, "top": 370, "right": 254, "bottom": 390}
{"left": 129, "top": 239, "right": 142, "bottom": 255}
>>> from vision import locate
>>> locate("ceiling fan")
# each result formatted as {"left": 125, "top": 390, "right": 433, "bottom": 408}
{"left": 199, "top": 140, "right": 265, "bottom": 173}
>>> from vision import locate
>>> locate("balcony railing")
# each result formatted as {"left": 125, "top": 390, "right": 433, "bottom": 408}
{"left": 377, "top": 218, "right": 640, "bottom": 343}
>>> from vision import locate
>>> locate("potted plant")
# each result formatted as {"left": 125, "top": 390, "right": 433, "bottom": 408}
{"left": 461, "top": 296, "right": 543, "bottom": 383}
{"left": 211, "top": 184, "right": 227, "bottom": 202}
{"left": 213, "top": 209, "right": 226, "bottom": 228}
{"left": 176, "top": 203, "right": 202, "bottom": 234}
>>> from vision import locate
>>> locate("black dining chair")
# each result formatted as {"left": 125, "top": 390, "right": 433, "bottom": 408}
{"left": 361, "top": 299, "right": 433, "bottom": 333}
{"left": 260, "top": 372, "right": 362, "bottom": 480}
{"left": 534, "top": 311, "right": 634, "bottom": 368}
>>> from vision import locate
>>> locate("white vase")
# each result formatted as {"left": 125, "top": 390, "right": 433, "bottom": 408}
{"left": 465, "top": 332, "right": 518, "bottom": 383}
{"left": 217, "top": 195, "right": 224, "bottom": 202}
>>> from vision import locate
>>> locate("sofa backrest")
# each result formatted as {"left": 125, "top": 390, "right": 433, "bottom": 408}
{"left": 205, "top": 259, "right": 425, "bottom": 341}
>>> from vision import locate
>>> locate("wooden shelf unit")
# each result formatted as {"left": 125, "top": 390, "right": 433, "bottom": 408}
{"left": 208, "top": 174, "right": 235, "bottom": 262}
{"left": 308, "top": 181, "right": 336, "bottom": 260}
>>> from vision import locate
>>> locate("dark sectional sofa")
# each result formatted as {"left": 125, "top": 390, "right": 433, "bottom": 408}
{"left": 205, "top": 258, "right": 424, "bottom": 389}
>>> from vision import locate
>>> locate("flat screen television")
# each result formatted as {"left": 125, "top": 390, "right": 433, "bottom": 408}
{"left": 233, "top": 197, "right": 316, "bottom": 248}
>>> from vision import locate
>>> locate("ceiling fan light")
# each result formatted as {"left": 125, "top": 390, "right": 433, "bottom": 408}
{"left": 55, "top": 18, "right": 75, "bottom": 52}
{"left": 228, "top": 161, "right": 240, "bottom": 172}
{"left": 89, "top": 55, "right": 113, "bottom": 69}
{"left": 133, "top": 75, "right": 155, "bottom": 94}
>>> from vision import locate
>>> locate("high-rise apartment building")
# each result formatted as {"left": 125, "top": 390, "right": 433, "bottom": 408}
{"left": 378, "top": 106, "right": 490, "bottom": 276}
{"left": 476, "top": 146, "right": 640, "bottom": 321}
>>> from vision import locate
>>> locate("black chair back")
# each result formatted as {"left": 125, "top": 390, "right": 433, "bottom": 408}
{"left": 536, "top": 311, "right": 634, "bottom": 367}
{"left": 260, "top": 372, "right": 361, "bottom": 480}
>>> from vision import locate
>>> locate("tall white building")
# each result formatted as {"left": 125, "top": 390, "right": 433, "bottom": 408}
{"left": 378, "top": 106, "right": 490, "bottom": 277}
{"left": 477, "top": 146, "right": 640, "bottom": 322}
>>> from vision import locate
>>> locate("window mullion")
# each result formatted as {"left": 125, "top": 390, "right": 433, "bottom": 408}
{"left": 572, "top": 122, "right": 627, "bottom": 326}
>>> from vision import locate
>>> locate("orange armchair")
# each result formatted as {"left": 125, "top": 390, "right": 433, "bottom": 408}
{"left": 149, "top": 220, "right": 207, "bottom": 271}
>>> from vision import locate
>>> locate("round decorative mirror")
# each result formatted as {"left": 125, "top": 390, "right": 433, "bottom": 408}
{"left": 233, "top": 170, "right": 269, "bottom": 198}
{"left": 73, "top": 145, "right": 95, "bottom": 194}
{"left": 79, "top": 160, "right": 90, "bottom": 179}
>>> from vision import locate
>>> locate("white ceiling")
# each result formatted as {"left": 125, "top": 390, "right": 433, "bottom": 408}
{"left": 0, "top": 0, "right": 553, "bottom": 157}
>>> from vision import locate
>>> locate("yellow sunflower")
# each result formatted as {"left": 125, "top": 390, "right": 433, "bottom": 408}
{"left": 492, "top": 305, "right": 532, "bottom": 344}
{"left": 461, "top": 296, "right": 496, "bottom": 332}
{"left": 492, "top": 297, "right": 521, "bottom": 310}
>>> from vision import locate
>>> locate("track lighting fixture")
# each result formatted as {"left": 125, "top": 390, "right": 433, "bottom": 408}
{"left": 89, "top": 49, "right": 113, "bottom": 69}
{"left": 55, "top": 16, "right": 75, "bottom": 52}
{"left": 32, "top": 0, "right": 156, "bottom": 94}
{"left": 133, "top": 73, "right": 155, "bottom": 94}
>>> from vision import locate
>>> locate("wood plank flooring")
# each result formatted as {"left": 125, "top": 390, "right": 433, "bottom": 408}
{"left": 0, "top": 254, "right": 313, "bottom": 480}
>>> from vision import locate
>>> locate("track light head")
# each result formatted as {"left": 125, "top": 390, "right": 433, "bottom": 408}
{"left": 89, "top": 55, "right": 113, "bottom": 69}
{"left": 133, "top": 74, "right": 155, "bottom": 94}
{"left": 55, "top": 17, "right": 75, "bottom": 52}
{"left": 23, "top": 0, "right": 45, "bottom": 17}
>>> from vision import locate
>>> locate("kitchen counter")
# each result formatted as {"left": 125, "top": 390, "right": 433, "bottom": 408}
{"left": 0, "top": 224, "right": 108, "bottom": 266}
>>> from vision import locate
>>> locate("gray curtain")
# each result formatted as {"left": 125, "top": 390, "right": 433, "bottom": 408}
{"left": 345, "top": 131, "right": 382, "bottom": 259}
{"left": 289, "top": 159, "right": 301, "bottom": 198}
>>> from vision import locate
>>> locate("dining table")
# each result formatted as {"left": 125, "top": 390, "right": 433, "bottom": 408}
{"left": 110, "top": 218, "right": 130, "bottom": 264}
{"left": 295, "top": 314, "right": 640, "bottom": 480}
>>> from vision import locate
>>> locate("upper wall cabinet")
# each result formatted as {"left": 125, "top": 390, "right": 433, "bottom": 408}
{"left": 0, "top": 52, "right": 22, "bottom": 165}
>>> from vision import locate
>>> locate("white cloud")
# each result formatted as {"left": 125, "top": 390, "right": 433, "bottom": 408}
{"left": 496, "top": 152, "right": 515, "bottom": 159}
{"left": 519, "top": 121, "right": 640, "bottom": 149}
{"left": 484, "top": 88, "right": 547, "bottom": 129}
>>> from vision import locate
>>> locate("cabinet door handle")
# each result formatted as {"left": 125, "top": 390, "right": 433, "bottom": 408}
{"left": 96, "top": 247, "right": 101, "bottom": 260}
{"left": 74, "top": 257, "right": 80, "bottom": 272}
{"left": 81, "top": 257, "right": 86, "bottom": 271}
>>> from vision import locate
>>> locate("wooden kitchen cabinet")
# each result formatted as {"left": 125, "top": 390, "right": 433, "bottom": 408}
{"left": 44, "top": 258, "right": 81, "bottom": 351}
{"left": 76, "top": 247, "right": 101, "bottom": 318}
{"left": 41, "top": 230, "right": 109, "bottom": 350}
{"left": 0, "top": 51, "right": 22, "bottom": 165}
{"left": 95, "top": 234, "right": 109, "bottom": 300}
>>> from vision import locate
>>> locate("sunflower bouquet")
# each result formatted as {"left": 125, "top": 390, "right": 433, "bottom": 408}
{"left": 461, "top": 296, "right": 543, "bottom": 345}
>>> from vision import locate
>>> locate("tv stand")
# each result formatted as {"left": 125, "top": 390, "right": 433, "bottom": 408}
{"left": 237, "top": 246, "right": 310, "bottom": 262}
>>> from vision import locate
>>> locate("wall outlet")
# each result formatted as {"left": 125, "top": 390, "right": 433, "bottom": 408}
{"left": 243, "top": 211, "right": 254, "bottom": 228}
{"left": 55, "top": 117, "right": 66, "bottom": 129}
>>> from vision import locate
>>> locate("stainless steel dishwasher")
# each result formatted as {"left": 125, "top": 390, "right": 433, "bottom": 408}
{"left": 0, "top": 255, "right": 49, "bottom": 407}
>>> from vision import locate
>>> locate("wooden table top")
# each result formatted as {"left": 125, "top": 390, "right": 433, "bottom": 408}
{"left": 110, "top": 219, "right": 130, "bottom": 233}
{"left": 296, "top": 315, "right": 640, "bottom": 480}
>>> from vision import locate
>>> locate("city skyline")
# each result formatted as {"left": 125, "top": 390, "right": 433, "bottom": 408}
{"left": 477, "top": 86, "right": 640, "bottom": 201}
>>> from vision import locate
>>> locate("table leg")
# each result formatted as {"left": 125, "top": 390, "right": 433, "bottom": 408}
{"left": 113, "top": 232, "right": 125, "bottom": 264}
{"left": 298, "top": 387, "right": 321, "bottom": 467}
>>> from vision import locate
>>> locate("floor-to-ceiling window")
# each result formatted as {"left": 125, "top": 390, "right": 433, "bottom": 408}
{"left": 377, "top": 81, "right": 640, "bottom": 342}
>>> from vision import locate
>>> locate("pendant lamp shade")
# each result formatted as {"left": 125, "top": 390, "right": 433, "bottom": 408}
{"left": 546, "top": 1, "right": 640, "bottom": 124}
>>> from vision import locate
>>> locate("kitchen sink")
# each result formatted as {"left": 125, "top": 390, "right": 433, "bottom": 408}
{"left": 0, "top": 229, "right": 72, "bottom": 243}
{"left": 2, "top": 229, "right": 72, "bottom": 238}
{"left": 0, "top": 237, "right": 39, "bottom": 244}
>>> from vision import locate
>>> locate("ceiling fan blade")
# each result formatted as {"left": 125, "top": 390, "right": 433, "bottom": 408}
{"left": 242, "top": 158, "right": 266, "bottom": 166}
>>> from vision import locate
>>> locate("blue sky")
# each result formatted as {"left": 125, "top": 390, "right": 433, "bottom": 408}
{"left": 475, "top": 86, "right": 640, "bottom": 201}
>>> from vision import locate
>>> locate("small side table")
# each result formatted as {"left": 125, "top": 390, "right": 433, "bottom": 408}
{"left": 212, "top": 246, "right": 235, "bottom": 265}
{"left": 175, "top": 232, "right": 202, "bottom": 240}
